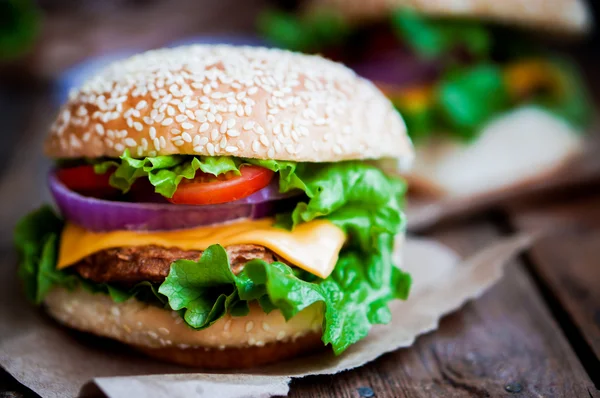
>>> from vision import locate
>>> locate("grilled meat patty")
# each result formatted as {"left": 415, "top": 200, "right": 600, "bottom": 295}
{"left": 73, "top": 244, "right": 278, "bottom": 285}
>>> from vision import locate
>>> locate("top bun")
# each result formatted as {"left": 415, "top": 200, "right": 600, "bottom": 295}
{"left": 304, "top": 0, "right": 592, "bottom": 35}
{"left": 45, "top": 45, "right": 412, "bottom": 163}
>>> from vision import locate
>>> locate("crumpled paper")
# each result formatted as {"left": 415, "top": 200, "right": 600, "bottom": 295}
{"left": 0, "top": 234, "right": 532, "bottom": 398}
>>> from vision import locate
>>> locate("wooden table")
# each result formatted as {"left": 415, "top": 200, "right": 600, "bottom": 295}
{"left": 1, "top": 2, "right": 599, "bottom": 396}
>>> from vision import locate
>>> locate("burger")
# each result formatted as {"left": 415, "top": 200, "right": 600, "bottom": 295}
{"left": 14, "top": 45, "right": 414, "bottom": 368}
{"left": 260, "top": 0, "right": 593, "bottom": 198}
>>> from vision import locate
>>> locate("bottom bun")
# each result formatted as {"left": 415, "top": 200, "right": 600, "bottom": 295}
{"left": 406, "top": 106, "right": 583, "bottom": 199}
{"left": 137, "top": 332, "right": 323, "bottom": 368}
{"left": 44, "top": 286, "right": 324, "bottom": 368}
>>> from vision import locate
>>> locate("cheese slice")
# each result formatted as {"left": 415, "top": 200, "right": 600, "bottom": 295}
{"left": 57, "top": 218, "right": 346, "bottom": 279}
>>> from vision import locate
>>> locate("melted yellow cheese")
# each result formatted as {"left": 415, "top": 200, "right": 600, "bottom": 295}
{"left": 57, "top": 219, "right": 345, "bottom": 279}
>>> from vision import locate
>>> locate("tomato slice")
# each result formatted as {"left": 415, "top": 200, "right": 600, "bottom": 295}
{"left": 56, "top": 165, "right": 117, "bottom": 197}
{"left": 168, "top": 165, "right": 274, "bottom": 205}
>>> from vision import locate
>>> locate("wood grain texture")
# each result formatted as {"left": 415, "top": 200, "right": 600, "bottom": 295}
{"left": 290, "top": 220, "right": 598, "bottom": 397}
{"left": 506, "top": 191, "right": 600, "bottom": 367}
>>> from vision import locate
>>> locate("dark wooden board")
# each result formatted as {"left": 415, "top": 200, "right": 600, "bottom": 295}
{"left": 289, "top": 220, "right": 599, "bottom": 397}
{"left": 505, "top": 190, "right": 600, "bottom": 375}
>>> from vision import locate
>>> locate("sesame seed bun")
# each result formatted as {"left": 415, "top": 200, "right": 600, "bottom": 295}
{"left": 304, "top": 0, "right": 592, "bottom": 35}
{"left": 44, "top": 286, "right": 325, "bottom": 368}
{"left": 45, "top": 45, "right": 412, "bottom": 163}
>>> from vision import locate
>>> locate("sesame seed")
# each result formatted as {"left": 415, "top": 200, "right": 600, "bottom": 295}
{"left": 170, "top": 128, "right": 181, "bottom": 135}
{"left": 76, "top": 106, "right": 88, "bottom": 117}
{"left": 262, "top": 322, "right": 271, "bottom": 331}
{"left": 199, "top": 122, "right": 209, "bottom": 132}
{"left": 181, "top": 122, "right": 194, "bottom": 130}
{"left": 182, "top": 132, "right": 192, "bottom": 142}
{"left": 175, "top": 115, "right": 187, "bottom": 123}
{"left": 245, "top": 321, "right": 254, "bottom": 332}
{"left": 252, "top": 140, "right": 260, "bottom": 153}
{"left": 174, "top": 139, "right": 185, "bottom": 147}
{"left": 227, "top": 129, "right": 240, "bottom": 137}
{"left": 158, "top": 327, "right": 170, "bottom": 335}
{"left": 95, "top": 124, "right": 105, "bottom": 136}
{"left": 225, "top": 146, "right": 238, "bottom": 153}
{"left": 159, "top": 136, "right": 166, "bottom": 148}
{"left": 125, "top": 138, "right": 137, "bottom": 147}
{"left": 133, "top": 122, "right": 143, "bottom": 131}
{"left": 115, "top": 143, "right": 125, "bottom": 152}
{"left": 161, "top": 118, "right": 173, "bottom": 126}
{"left": 219, "top": 123, "right": 227, "bottom": 134}
{"left": 207, "top": 142, "right": 215, "bottom": 155}
{"left": 210, "top": 129, "right": 219, "bottom": 141}
{"left": 260, "top": 135, "right": 269, "bottom": 147}
{"left": 243, "top": 121, "right": 255, "bottom": 130}
{"left": 223, "top": 319, "right": 231, "bottom": 332}
{"left": 276, "top": 331, "right": 286, "bottom": 341}
{"left": 149, "top": 127, "right": 157, "bottom": 139}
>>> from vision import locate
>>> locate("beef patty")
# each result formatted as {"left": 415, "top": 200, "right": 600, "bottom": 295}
{"left": 73, "top": 244, "right": 277, "bottom": 285}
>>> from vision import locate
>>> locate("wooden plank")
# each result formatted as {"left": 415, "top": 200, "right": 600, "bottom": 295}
{"left": 290, "top": 220, "right": 598, "bottom": 397}
{"left": 505, "top": 191, "right": 600, "bottom": 367}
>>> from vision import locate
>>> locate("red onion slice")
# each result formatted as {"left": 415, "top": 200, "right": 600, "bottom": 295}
{"left": 48, "top": 172, "right": 299, "bottom": 232}
{"left": 351, "top": 50, "right": 440, "bottom": 88}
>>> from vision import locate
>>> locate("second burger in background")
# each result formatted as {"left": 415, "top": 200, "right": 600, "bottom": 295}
{"left": 15, "top": 45, "right": 414, "bottom": 368}
{"left": 260, "top": 0, "right": 593, "bottom": 198}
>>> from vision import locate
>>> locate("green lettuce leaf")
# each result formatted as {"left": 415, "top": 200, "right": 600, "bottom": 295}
{"left": 248, "top": 160, "right": 406, "bottom": 251}
{"left": 258, "top": 9, "right": 349, "bottom": 53}
{"left": 159, "top": 244, "right": 411, "bottom": 354}
{"left": 435, "top": 64, "right": 508, "bottom": 140}
{"left": 390, "top": 9, "right": 491, "bottom": 60}
{"left": 94, "top": 150, "right": 242, "bottom": 197}
{"left": 14, "top": 206, "right": 74, "bottom": 304}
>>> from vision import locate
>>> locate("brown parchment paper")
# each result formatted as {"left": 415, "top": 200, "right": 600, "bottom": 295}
{"left": 0, "top": 234, "right": 532, "bottom": 398}
{"left": 407, "top": 134, "right": 600, "bottom": 231}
